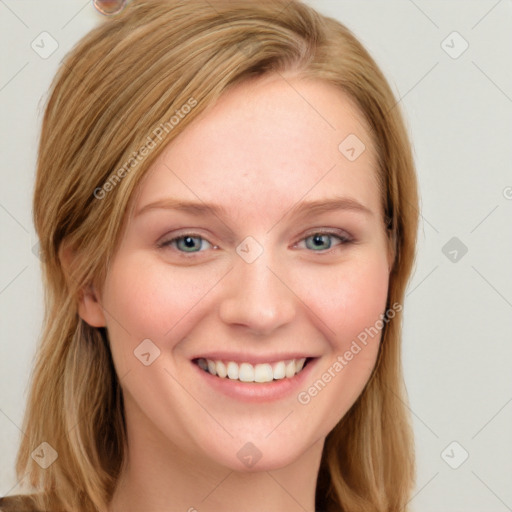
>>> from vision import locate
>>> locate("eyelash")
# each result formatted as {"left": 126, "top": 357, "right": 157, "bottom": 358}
{"left": 157, "top": 230, "right": 354, "bottom": 257}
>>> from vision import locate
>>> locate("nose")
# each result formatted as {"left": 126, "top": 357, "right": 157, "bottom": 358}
{"left": 218, "top": 249, "right": 296, "bottom": 336}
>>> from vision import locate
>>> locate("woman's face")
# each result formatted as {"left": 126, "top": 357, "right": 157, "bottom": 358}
{"left": 81, "top": 74, "right": 393, "bottom": 471}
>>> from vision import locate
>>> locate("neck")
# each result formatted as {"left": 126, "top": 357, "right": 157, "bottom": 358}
{"left": 108, "top": 397, "right": 325, "bottom": 512}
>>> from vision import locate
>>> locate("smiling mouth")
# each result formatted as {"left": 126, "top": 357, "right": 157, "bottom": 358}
{"left": 193, "top": 357, "right": 314, "bottom": 383}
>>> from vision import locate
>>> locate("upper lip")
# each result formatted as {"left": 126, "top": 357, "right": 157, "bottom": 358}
{"left": 192, "top": 352, "right": 318, "bottom": 365}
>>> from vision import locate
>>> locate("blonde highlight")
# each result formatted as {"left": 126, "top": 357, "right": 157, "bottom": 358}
{"left": 11, "top": 1, "right": 419, "bottom": 511}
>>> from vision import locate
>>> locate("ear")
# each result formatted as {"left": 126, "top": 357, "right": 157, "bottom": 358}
{"left": 59, "top": 242, "right": 107, "bottom": 328}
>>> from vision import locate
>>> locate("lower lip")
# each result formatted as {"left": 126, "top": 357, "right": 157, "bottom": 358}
{"left": 192, "top": 358, "right": 318, "bottom": 403}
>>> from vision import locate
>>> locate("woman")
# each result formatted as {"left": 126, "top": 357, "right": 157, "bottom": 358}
{"left": 0, "top": 0, "right": 419, "bottom": 510}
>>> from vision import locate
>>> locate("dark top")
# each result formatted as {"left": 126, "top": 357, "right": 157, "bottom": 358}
{"left": 0, "top": 495, "right": 45, "bottom": 512}
{"left": 0, "top": 494, "right": 330, "bottom": 511}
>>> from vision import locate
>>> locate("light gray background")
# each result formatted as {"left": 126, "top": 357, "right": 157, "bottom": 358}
{"left": 1, "top": 1, "right": 511, "bottom": 510}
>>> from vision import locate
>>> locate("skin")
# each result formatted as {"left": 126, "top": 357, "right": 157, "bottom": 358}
{"left": 77, "top": 72, "right": 393, "bottom": 512}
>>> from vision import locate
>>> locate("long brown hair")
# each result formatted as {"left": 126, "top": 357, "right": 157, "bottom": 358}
{"left": 14, "top": 1, "right": 419, "bottom": 510}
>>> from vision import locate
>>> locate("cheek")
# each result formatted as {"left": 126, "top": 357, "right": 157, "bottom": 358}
{"left": 102, "top": 246, "right": 389, "bottom": 376}
{"left": 296, "top": 252, "right": 390, "bottom": 346}
{"left": 294, "top": 257, "right": 390, "bottom": 421}
{"left": 100, "top": 254, "right": 219, "bottom": 364}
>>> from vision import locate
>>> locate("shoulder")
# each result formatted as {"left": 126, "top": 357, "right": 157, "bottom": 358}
{"left": 0, "top": 495, "right": 44, "bottom": 512}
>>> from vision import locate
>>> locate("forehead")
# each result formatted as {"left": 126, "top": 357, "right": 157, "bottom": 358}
{"left": 132, "top": 74, "right": 381, "bottom": 222}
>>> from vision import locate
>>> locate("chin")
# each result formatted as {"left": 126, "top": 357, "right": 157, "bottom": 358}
{"left": 195, "top": 429, "right": 318, "bottom": 473}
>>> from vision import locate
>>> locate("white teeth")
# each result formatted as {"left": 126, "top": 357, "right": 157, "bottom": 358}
{"left": 272, "top": 361, "right": 286, "bottom": 379}
{"left": 254, "top": 363, "right": 273, "bottom": 383}
{"left": 285, "top": 360, "right": 296, "bottom": 378}
{"left": 238, "top": 363, "right": 254, "bottom": 382}
{"left": 227, "top": 361, "right": 239, "bottom": 379}
{"left": 216, "top": 360, "right": 227, "bottom": 378}
{"left": 197, "top": 357, "right": 309, "bottom": 382}
{"left": 207, "top": 359, "right": 216, "bottom": 376}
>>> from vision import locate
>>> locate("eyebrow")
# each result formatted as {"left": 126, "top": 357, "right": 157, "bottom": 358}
{"left": 135, "top": 196, "right": 374, "bottom": 219}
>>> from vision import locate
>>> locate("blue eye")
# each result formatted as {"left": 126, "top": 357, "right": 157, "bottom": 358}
{"left": 300, "top": 232, "right": 351, "bottom": 251}
{"left": 158, "top": 230, "right": 352, "bottom": 257}
{"left": 159, "top": 234, "right": 212, "bottom": 253}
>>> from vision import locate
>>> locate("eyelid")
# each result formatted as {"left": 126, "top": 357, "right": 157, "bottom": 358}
{"left": 157, "top": 231, "right": 215, "bottom": 252}
{"left": 291, "top": 229, "right": 353, "bottom": 252}
{"left": 157, "top": 227, "right": 354, "bottom": 257}
{"left": 296, "top": 227, "right": 353, "bottom": 244}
